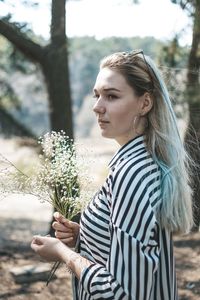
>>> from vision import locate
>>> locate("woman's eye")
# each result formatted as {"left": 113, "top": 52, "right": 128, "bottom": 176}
{"left": 93, "top": 94, "right": 99, "bottom": 100}
{"left": 107, "top": 94, "right": 117, "bottom": 100}
{"left": 92, "top": 94, "right": 118, "bottom": 101}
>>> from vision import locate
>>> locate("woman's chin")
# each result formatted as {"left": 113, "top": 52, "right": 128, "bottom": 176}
{"left": 100, "top": 130, "right": 113, "bottom": 139}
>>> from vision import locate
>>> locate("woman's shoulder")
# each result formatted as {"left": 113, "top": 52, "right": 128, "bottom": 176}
{"left": 113, "top": 148, "right": 157, "bottom": 174}
{"left": 110, "top": 149, "right": 161, "bottom": 190}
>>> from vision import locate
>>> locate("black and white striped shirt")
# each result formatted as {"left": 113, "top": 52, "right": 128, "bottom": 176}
{"left": 73, "top": 135, "right": 177, "bottom": 299}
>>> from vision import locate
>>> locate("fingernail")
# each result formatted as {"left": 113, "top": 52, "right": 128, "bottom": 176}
{"left": 54, "top": 212, "right": 59, "bottom": 218}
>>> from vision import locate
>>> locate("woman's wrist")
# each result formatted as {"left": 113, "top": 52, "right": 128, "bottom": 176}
{"left": 59, "top": 243, "right": 74, "bottom": 264}
{"left": 62, "top": 248, "right": 92, "bottom": 278}
{"left": 57, "top": 241, "right": 92, "bottom": 279}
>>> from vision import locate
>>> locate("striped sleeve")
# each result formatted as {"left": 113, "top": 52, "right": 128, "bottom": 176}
{"left": 79, "top": 156, "right": 161, "bottom": 299}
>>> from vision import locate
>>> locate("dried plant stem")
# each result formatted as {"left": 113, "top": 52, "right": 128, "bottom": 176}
{"left": 46, "top": 261, "right": 61, "bottom": 286}
{"left": 0, "top": 153, "right": 29, "bottom": 178}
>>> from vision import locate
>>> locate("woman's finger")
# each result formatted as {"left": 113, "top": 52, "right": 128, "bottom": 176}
{"left": 52, "top": 221, "right": 73, "bottom": 232}
{"left": 31, "top": 235, "right": 45, "bottom": 252}
{"left": 32, "top": 235, "right": 44, "bottom": 245}
{"left": 55, "top": 230, "right": 73, "bottom": 239}
{"left": 59, "top": 237, "right": 74, "bottom": 244}
{"left": 53, "top": 212, "right": 69, "bottom": 225}
{"left": 53, "top": 212, "right": 79, "bottom": 230}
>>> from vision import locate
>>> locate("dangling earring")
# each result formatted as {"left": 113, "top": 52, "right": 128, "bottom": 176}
{"left": 133, "top": 115, "right": 149, "bottom": 135}
{"left": 133, "top": 115, "right": 141, "bottom": 135}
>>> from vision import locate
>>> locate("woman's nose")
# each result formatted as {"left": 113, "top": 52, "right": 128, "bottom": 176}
{"left": 93, "top": 99, "right": 106, "bottom": 114}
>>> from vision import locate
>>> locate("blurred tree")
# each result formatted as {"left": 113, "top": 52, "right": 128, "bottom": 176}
{"left": 161, "top": 35, "right": 182, "bottom": 67}
{"left": 0, "top": 0, "right": 74, "bottom": 235}
{"left": 0, "top": 0, "right": 73, "bottom": 138}
{"left": 158, "top": 36, "right": 189, "bottom": 122}
{"left": 171, "top": 0, "right": 200, "bottom": 230}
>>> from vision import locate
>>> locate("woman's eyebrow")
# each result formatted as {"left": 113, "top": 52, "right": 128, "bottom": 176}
{"left": 93, "top": 87, "right": 121, "bottom": 92}
{"left": 103, "top": 87, "right": 121, "bottom": 92}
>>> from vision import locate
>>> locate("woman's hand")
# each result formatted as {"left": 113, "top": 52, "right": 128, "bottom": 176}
{"left": 31, "top": 235, "right": 68, "bottom": 262}
{"left": 52, "top": 212, "right": 80, "bottom": 248}
{"left": 31, "top": 233, "right": 92, "bottom": 280}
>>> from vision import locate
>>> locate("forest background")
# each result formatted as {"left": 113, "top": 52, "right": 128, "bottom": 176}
{"left": 0, "top": 0, "right": 200, "bottom": 299}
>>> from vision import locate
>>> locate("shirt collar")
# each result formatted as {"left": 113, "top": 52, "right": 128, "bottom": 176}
{"left": 108, "top": 135, "right": 146, "bottom": 169}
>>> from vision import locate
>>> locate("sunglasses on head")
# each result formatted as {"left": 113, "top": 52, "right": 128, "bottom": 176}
{"left": 122, "top": 49, "right": 154, "bottom": 90}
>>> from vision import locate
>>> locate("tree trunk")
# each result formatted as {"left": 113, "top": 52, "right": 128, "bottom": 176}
{"left": 43, "top": 0, "right": 74, "bottom": 236}
{"left": 42, "top": 0, "right": 73, "bottom": 137}
{"left": 184, "top": 0, "right": 200, "bottom": 231}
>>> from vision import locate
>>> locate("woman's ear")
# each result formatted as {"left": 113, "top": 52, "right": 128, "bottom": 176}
{"left": 140, "top": 92, "right": 153, "bottom": 116}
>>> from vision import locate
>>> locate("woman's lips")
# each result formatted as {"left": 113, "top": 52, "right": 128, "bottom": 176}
{"left": 98, "top": 119, "right": 109, "bottom": 123}
{"left": 98, "top": 119, "right": 110, "bottom": 127}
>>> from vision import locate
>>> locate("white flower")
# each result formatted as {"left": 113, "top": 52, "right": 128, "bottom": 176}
{"left": 0, "top": 131, "right": 93, "bottom": 220}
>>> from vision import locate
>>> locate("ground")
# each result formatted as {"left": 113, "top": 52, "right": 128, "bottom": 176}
{"left": 1, "top": 203, "right": 200, "bottom": 300}
{"left": 0, "top": 216, "right": 73, "bottom": 300}
{"left": 174, "top": 231, "right": 200, "bottom": 300}
{"left": 0, "top": 137, "right": 200, "bottom": 299}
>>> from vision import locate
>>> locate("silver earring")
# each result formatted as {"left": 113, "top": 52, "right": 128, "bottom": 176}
{"left": 133, "top": 115, "right": 141, "bottom": 135}
{"left": 133, "top": 115, "right": 148, "bottom": 135}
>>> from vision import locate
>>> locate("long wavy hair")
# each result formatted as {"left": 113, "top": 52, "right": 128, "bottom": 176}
{"left": 100, "top": 51, "right": 193, "bottom": 234}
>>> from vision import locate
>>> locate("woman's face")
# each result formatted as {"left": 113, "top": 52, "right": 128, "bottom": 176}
{"left": 93, "top": 67, "right": 142, "bottom": 146}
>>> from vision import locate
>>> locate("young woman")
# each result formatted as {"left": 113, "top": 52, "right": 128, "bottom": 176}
{"left": 31, "top": 50, "right": 193, "bottom": 299}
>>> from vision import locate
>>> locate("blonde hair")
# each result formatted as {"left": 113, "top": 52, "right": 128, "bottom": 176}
{"left": 100, "top": 51, "right": 193, "bottom": 234}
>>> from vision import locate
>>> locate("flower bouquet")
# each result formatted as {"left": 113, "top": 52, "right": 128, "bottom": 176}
{"left": 0, "top": 131, "right": 92, "bottom": 285}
